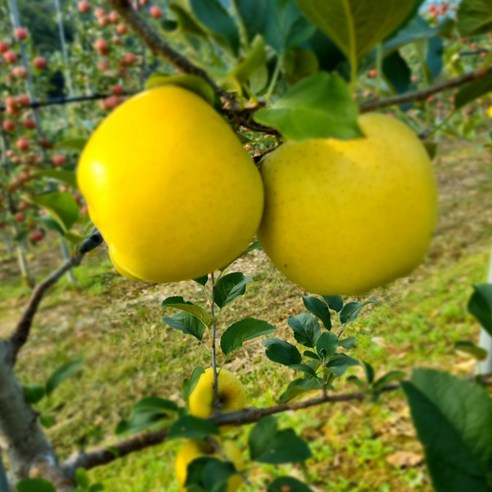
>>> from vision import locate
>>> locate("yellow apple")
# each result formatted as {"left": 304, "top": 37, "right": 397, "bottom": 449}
{"left": 77, "top": 86, "right": 263, "bottom": 283}
{"left": 175, "top": 439, "right": 244, "bottom": 491}
{"left": 258, "top": 112, "right": 438, "bottom": 295}
{"left": 189, "top": 368, "right": 246, "bottom": 419}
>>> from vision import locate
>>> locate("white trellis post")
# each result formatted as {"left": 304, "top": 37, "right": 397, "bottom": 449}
{"left": 477, "top": 245, "right": 492, "bottom": 375}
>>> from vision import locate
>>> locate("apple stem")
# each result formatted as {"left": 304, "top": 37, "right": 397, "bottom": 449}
{"left": 210, "top": 272, "right": 221, "bottom": 413}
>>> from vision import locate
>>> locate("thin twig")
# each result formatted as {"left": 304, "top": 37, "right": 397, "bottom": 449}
{"left": 360, "top": 65, "right": 492, "bottom": 113}
{"left": 5, "top": 253, "right": 84, "bottom": 366}
{"left": 0, "top": 93, "right": 137, "bottom": 113}
{"left": 107, "top": 0, "right": 239, "bottom": 110}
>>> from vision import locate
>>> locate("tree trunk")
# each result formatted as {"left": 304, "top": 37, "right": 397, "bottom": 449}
{"left": 0, "top": 342, "right": 72, "bottom": 491}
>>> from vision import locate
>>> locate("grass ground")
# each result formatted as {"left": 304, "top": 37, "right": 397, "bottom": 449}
{"left": 0, "top": 139, "right": 491, "bottom": 491}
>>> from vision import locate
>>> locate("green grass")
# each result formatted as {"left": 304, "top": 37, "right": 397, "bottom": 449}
{"left": 1, "top": 140, "right": 491, "bottom": 491}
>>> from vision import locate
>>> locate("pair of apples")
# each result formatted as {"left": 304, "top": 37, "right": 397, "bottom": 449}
{"left": 77, "top": 86, "right": 438, "bottom": 296}
{"left": 176, "top": 368, "right": 246, "bottom": 491}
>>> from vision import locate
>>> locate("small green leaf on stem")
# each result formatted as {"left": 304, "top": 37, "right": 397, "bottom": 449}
{"left": 46, "top": 358, "right": 83, "bottom": 395}
{"left": 214, "top": 272, "right": 253, "bottom": 308}
{"left": 221, "top": 318, "right": 275, "bottom": 355}
{"left": 253, "top": 72, "right": 362, "bottom": 141}
{"left": 168, "top": 416, "right": 219, "bottom": 440}
{"left": 263, "top": 338, "right": 302, "bottom": 366}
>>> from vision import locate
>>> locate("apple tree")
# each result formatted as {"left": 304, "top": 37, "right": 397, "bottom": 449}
{"left": 1, "top": 0, "right": 492, "bottom": 491}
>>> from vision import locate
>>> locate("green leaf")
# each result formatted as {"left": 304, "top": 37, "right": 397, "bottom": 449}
{"left": 455, "top": 341, "right": 489, "bottom": 361}
{"left": 339, "top": 336, "right": 356, "bottom": 349}
{"left": 23, "top": 384, "right": 46, "bottom": 405}
{"left": 221, "top": 318, "right": 275, "bottom": 355}
{"left": 302, "top": 296, "right": 331, "bottom": 330}
{"left": 170, "top": 2, "right": 208, "bottom": 38}
{"left": 183, "top": 368, "right": 205, "bottom": 405}
{"left": 168, "top": 416, "right": 219, "bottom": 440}
{"left": 426, "top": 35, "right": 443, "bottom": 81}
{"left": 235, "top": 0, "right": 315, "bottom": 54}
{"left": 268, "top": 476, "right": 313, "bottom": 492}
{"left": 288, "top": 363, "right": 318, "bottom": 378}
{"left": 340, "top": 299, "right": 378, "bottom": 324}
{"left": 164, "top": 312, "right": 206, "bottom": 341}
{"left": 116, "top": 411, "right": 168, "bottom": 436}
{"left": 145, "top": 74, "right": 215, "bottom": 106}
{"left": 162, "top": 296, "right": 215, "bottom": 327}
{"left": 193, "top": 275, "right": 209, "bottom": 286}
{"left": 46, "top": 359, "right": 83, "bottom": 395}
{"left": 133, "top": 396, "right": 179, "bottom": 413}
{"left": 32, "top": 170, "right": 78, "bottom": 189}
{"left": 325, "top": 354, "right": 359, "bottom": 376}
{"left": 26, "top": 192, "right": 79, "bottom": 232}
{"left": 201, "top": 459, "right": 238, "bottom": 492}
{"left": 383, "top": 15, "right": 438, "bottom": 55}
{"left": 249, "top": 416, "right": 311, "bottom": 464}
{"left": 373, "top": 370, "right": 406, "bottom": 392}
{"left": 468, "top": 284, "right": 492, "bottom": 336}
{"left": 229, "top": 35, "right": 267, "bottom": 85}
{"left": 17, "top": 479, "right": 56, "bottom": 492}
{"left": 254, "top": 72, "right": 362, "bottom": 141}
{"left": 263, "top": 338, "right": 302, "bottom": 366}
{"left": 297, "top": 0, "right": 419, "bottom": 67}
{"left": 214, "top": 272, "right": 253, "bottom": 308}
{"left": 185, "top": 456, "right": 236, "bottom": 491}
{"left": 303, "top": 350, "right": 320, "bottom": 360}
{"left": 457, "top": 0, "right": 492, "bottom": 36}
{"left": 89, "top": 484, "right": 104, "bottom": 492}
{"left": 190, "top": 0, "right": 240, "bottom": 55}
{"left": 56, "top": 138, "right": 87, "bottom": 151}
{"left": 455, "top": 74, "right": 492, "bottom": 110}
{"left": 288, "top": 313, "right": 321, "bottom": 348}
{"left": 39, "top": 414, "right": 56, "bottom": 428}
{"left": 248, "top": 415, "right": 278, "bottom": 460}
{"left": 278, "top": 378, "right": 322, "bottom": 403}
{"left": 383, "top": 51, "right": 413, "bottom": 95}
{"left": 323, "top": 296, "right": 344, "bottom": 312}
{"left": 283, "top": 48, "right": 319, "bottom": 85}
{"left": 402, "top": 369, "right": 492, "bottom": 491}
{"left": 362, "top": 361, "right": 375, "bottom": 384}
{"left": 315, "top": 332, "right": 339, "bottom": 358}
{"left": 75, "top": 468, "right": 90, "bottom": 488}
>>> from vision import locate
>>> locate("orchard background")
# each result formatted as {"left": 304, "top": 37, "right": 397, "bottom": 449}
{"left": 0, "top": 0, "right": 492, "bottom": 491}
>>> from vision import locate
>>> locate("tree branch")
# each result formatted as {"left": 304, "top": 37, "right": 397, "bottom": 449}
{"left": 360, "top": 66, "right": 492, "bottom": 113}
{"left": 107, "top": 0, "right": 239, "bottom": 110}
{"left": 63, "top": 371, "right": 492, "bottom": 473}
{"left": 5, "top": 253, "right": 85, "bottom": 366}
{"left": 62, "top": 382, "right": 398, "bottom": 473}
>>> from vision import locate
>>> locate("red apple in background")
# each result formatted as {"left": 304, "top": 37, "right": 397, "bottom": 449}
{"left": 14, "top": 212, "right": 26, "bottom": 223}
{"left": 52, "top": 154, "right": 67, "bottom": 167}
{"left": 2, "top": 120, "right": 15, "bottom": 132}
{"left": 78, "top": 0, "right": 91, "bottom": 14}
{"left": 23, "top": 118, "right": 36, "bottom": 130}
{"left": 0, "top": 41, "right": 9, "bottom": 53}
{"left": 33, "top": 56, "right": 47, "bottom": 69}
{"left": 14, "top": 27, "right": 28, "bottom": 41}
{"left": 150, "top": 5, "right": 162, "bottom": 19}
{"left": 3, "top": 50, "right": 18, "bottom": 64}
{"left": 12, "top": 66, "right": 28, "bottom": 78}
{"left": 94, "top": 38, "right": 109, "bottom": 55}
{"left": 16, "top": 137, "right": 29, "bottom": 151}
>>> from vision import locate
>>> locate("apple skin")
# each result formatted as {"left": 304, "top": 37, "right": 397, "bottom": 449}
{"left": 258, "top": 112, "right": 438, "bottom": 296}
{"left": 175, "top": 440, "right": 243, "bottom": 491}
{"left": 189, "top": 368, "right": 246, "bottom": 419}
